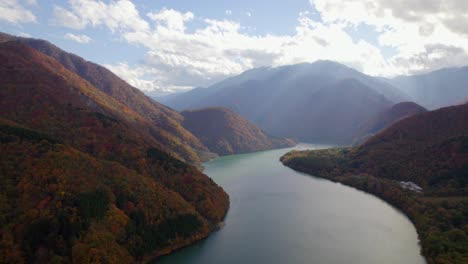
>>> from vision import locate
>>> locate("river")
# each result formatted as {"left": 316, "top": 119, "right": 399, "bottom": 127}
{"left": 158, "top": 143, "right": 425, "bottom": 264}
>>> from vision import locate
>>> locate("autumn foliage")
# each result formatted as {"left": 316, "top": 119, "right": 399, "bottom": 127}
{"left": 0, "top": 40, "right": 229, "bottom": 263}
{"left": 182, "top": 107, "right": 295, "bottom": 155}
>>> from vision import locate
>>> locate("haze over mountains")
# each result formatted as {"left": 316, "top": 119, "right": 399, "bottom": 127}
{"left": 160, "top": 61, "right": 468, "bottom": 144}
{"left": 387, "top": 67, "right": 468, "bottom": 110}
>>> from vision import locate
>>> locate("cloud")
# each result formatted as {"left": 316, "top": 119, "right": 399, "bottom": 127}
{"left": 147, "top": 8, "right": 194, "bottom": 32}
{"left": 64, "top": 33, "right": 92, "bottom": 43}
{"left": 312, "top": 0, "right": 468, "bottom": 74}
{"left": 104, "top": 62, "right": 193, "bottom": 94}
{"left": 0, "top": 0, "right": 36, "bottom": 24}
{"left": 54, "top": 0, "right": 149, "bottom": 33}
{"left": 390, "top": 44, "right": 468, "bottom": 72}
{"left": 107, "top": 10, "right": 390, "bottom": 91}
{"left": 225, "top": 10, "right": 232, "bottom": 16}
{"left": 18, "top": 32, "right": 31, "bottom": 37}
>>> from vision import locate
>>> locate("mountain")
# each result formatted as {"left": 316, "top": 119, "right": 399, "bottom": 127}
{"left": 0, "top": 32, "right": 207, "bottom": 164}
{"left": 161, "top": 61, "right": 406, "bottom": 144}
{"left": 1, "top": 32, "right": 293, "bottom": 157}
{"left": 353, "top": 101, "right": 428, "bottom": 144}
{"left": 281, "top": 103, "right": 468, "bottom": 263}
{"left": 0, "top": 39, "right": 229, "bottom": 262}
{"left": 181, "top": 107, "right": 296, "bottom": 155}
{"left": 388, "top": 66, "right": 468, "bottom": 110}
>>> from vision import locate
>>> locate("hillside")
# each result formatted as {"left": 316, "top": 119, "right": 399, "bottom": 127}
{"left": 0, "top": 120, "right": 215, "bottom": 263}
{"left": 389, "top": 67, "right": 468, "bottom": 110}
{"left": 353, "top": 102, "right": 428, "bottom": 144}
{"left": 0, "top": 32, "right": 206, "bottom": 164}
{"left": 181, "top": 107, "right": 295, "bottom": 155}
{"left": 0, "top": 41, "right": 229, "bottom": 262}
{"left": 161, "top": 61, "right": 404, "bottom": 144}
{"left": 281, "top": 103, "right": 468, "bottom": 263}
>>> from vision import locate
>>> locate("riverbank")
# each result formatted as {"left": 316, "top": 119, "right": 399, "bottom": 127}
{"left": 147, "top": 218, "right": 227, "bottom": 263}
{"left": 281, "top": 148, "right": 467, "bottom": 264}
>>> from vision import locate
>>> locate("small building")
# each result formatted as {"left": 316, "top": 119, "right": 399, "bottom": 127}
{"left": 400, "top": 181, "right": 423, "bottom": 193}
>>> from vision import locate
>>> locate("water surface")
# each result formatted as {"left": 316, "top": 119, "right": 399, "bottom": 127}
{"left": 158, "top": 144, "right": 425, "bottom": 264}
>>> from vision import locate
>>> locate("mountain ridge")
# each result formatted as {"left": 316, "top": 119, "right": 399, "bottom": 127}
{"left": 0, "top": 32, "right": 208, "bottom": 163}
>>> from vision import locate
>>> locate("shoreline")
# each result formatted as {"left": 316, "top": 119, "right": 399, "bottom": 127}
{"left": 280, "top": 160, "right": 428, "bottom": 261}
{"left": 281, "top": 147, "right": 467, "bottom": 264}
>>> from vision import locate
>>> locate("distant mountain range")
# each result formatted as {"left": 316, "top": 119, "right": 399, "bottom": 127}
{"left": 159, "top": 61, "right": 468, "bottom": 144}
{"left": 160, "top": 61, "right": 403, "bottom": 144}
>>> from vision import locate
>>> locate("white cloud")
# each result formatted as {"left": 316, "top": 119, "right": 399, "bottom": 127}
{"left": 225, "top": 10, "right": 232, "bottom": 16}
{"left": 246, "top": 11, "right": 252, "bottom": 17}
{"left": 147, "top": 8, "right": 194, "bottom": 32}
{"left": 0, "top": 0, "right": 36, "bottom": 24}
{"left": 54, "top": 0, "right": 149, "bottom": 33}
{"left": 64, "top": 33, "right": 92, "bottom": 43}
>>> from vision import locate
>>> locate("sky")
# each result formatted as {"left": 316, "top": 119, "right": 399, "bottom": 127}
{"left": 1, "top": 0, "right": 468, "bottom": 95}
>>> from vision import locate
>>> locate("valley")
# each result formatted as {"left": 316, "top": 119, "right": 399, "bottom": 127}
{"left": 1, "top": 8, "right": 468, "bottom": 262}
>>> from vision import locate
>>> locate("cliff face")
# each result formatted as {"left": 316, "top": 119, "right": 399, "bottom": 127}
{"left": 0, "top": 40, "right": 229, "bottom": 263}
{"left": 182, "top": 107, "right": 296, "bottom": 155}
